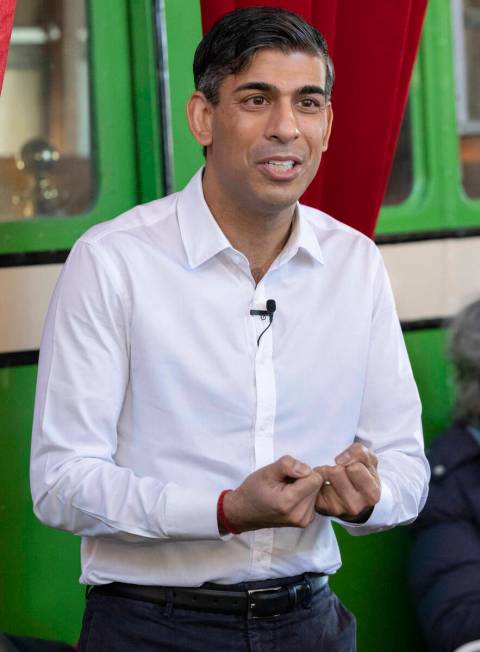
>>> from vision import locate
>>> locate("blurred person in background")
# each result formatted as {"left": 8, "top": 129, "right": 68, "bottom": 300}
{"left": 409, "top": 298, "right": 480, "bottom": 652}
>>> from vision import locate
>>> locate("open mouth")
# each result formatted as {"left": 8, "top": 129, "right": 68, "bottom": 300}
{"left": 264, "top": 160, "right": 297, "bottom": 171}
{"left": 258, "top": 158, "right": 302, "bottom": 180}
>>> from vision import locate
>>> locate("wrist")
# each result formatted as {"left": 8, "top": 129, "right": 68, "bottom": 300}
{"left": 217, "top": 489, "right": 242, "bottom": 535}
{"left": 341, "top": 505, "right": 374, "bottom": 524}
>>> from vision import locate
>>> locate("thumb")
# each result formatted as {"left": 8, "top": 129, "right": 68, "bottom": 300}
{"left": 289, "top": 468, "right": 324, "bottom": 500}
{"left": 270, "top": 455, "right": 312, "bottom": 480}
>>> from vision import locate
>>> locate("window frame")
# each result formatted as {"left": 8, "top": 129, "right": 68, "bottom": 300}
{"left": 376, "top": 0, "right": 480, "bottom": 237}
{"left": 0, "top": 0, "right": 165, "bottom": 256}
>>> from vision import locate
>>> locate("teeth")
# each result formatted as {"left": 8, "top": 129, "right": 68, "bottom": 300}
{"left": 266, "top": 160, "right": 295, "bottom": 170}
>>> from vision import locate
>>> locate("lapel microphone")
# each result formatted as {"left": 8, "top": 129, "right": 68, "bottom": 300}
{"left": 250, "top": 300, "right": 277, "bottom": 346}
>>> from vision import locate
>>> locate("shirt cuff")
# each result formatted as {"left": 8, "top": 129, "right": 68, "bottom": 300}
{"left": 331, "top": 478, "right": 395, "bottom": 536}
{"left": 163, "top": 484, "right": 229, "bottom": 541}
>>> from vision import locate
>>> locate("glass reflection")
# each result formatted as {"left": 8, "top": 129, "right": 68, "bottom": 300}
{"left": 383, "top": 104, "right": 413, "bottom": 206}
{"left": 0, "top": 0, "right": 95, "bottom": 221}
{"left": 453, "top": 0, "right": 480, "bottom": 198}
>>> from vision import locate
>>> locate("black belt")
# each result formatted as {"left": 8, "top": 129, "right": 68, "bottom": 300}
{"left": 89, "top": 573, "right": 328, "bottom": 619}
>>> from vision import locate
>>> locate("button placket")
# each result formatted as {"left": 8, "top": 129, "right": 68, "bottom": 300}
{"left": 250, "top": 283, "right": 276, "bottom": 571}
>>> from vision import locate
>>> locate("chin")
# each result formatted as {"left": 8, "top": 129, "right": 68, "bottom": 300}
{"left": 253, "top": 173, "right": 313, "bottom": 210}
{"left": 256, "top": 186, "right": 305, "bottom": 212}
{"left": 254, "top": 194, "right": 300, "bottom": 215}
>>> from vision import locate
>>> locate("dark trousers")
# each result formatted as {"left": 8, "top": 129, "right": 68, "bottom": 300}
{"left": 77, "top": 580, "right": 356, "bottom": 651}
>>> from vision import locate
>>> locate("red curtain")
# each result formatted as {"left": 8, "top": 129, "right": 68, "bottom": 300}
{"left": 0, "top": 0, "right": 16, "bottom": 94}
{"left": 200, "top": 0, "right": 428, "bottom": 237}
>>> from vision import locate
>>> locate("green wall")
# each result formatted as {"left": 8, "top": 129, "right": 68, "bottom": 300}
{"left": 0, "top": 366, "right": 83, "bottom": 641}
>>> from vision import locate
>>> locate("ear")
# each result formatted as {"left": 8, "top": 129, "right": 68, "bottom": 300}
{"left": 321, "top": 104, "right": 334, "bottom": 152}
{"left": 186, "top": 91, "right": 213, "bottom": 148}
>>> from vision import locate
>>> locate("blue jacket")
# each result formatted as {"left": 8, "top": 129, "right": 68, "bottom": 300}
{"left": 409, "top": 422, "right": 480, "bottom": 651}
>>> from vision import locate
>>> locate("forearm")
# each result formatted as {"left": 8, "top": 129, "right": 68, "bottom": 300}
{"left": 31, "top": 453, "right": 223, "bottom": 542}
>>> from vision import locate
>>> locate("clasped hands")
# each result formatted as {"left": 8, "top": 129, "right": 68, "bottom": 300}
{"left": 221, "top": 443, "right": 381, "bottom": 534}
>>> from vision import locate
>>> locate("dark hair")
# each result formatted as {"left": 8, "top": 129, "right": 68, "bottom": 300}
{"left": 448, "top": 298, "right": 480, "bottom": 426}
{"left": 193, "top": 6, "right": 334, "bottom": 105}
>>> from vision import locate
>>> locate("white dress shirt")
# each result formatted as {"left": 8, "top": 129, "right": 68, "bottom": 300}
{"left": 30, "top": 168, "right": 429, "bottom": 587}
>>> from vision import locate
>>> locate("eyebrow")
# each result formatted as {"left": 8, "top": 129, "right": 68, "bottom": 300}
{"left": 233, "top": 82, "right": 326, "bottom": 96}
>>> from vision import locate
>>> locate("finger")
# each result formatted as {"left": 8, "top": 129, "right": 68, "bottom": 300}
{"left": 269, "top": 455, "right": 312, "bottom": 481}
{"left": 319, "top": 465, "right": 368, "bottom": 516}
{"left": 335, "top": 443, "right": 378, "bottom": 470}
{"left": 315, "top": 481, "right": 345, "bottom": 516}
{"left": 287, "top": 468, "right": 324, "bottom": 500}
{"left": 313, "top": 466, "right": 336, "bottom": 490}
{"left": 289, "top": 481, "right": 325, "bottom": 527}
{"left": 344, "top": 463, "right": 381, "bottom": 505}
{"left": 313, "top": 466, "right": 349, "bottom": 515}
{"left": 274, "top": 470, "right": 323, "bottom": 524}
{"left": 325, "top": 465, "right": 360, "bottom": 499}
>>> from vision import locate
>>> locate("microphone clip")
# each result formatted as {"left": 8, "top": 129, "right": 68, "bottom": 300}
{"left": 249, "top": 299, "right": 277, "bottom": 346}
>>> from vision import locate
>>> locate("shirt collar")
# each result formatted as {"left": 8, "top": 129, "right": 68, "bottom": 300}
{"left": 176, "top": 168, "right": 232, "bottom": 269}
{"left": 177, "top": 167, "right": 324, "bottom": 269}
{"left": 281, "top": 204, "right": 324, "bottom": 266}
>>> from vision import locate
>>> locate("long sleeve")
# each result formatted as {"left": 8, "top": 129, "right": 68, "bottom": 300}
{"left": 30, "top": 239, "right": 222, "bottom": 542}
{"left": 338, "top": 253, "right": 430, "bottom": 535}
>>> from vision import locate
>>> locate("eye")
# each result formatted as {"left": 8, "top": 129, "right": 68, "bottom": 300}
{"left": 243, "top": 95, "right": 269, "bottom": 108}
{"left": 297, "top": 97, "right": 323, "bottom": 112}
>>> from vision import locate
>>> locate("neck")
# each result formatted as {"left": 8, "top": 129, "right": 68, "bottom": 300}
{"left": 202, "top": 172, "right": 295, "bottom": 284}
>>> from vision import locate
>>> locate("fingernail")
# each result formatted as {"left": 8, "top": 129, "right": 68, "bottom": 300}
{"left": 336, "top": 452, "right": 351, "bottom": 464}
{"left": 293, "top": 461, "right": 311, "bottom": 476}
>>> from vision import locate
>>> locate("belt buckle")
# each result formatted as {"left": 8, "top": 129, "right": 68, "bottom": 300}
{"left": 247, "top": 586, "right": 283, "bottom": 619}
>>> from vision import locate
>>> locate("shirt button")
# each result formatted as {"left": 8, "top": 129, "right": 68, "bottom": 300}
{"left": 432, "top": 464, "right": 446, "bottom": 477}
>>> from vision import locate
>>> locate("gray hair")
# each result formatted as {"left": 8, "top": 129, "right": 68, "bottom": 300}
{"left": 448, "top": 298, "right": 480, "bottom": 426}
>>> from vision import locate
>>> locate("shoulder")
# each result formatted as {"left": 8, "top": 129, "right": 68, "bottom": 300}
{"left": 78, "top": 192, "right": 180, "bottom": 252}
{"left": 300, "top": 202, "right": 380, "bottom": 259}
{"left": 59, "top": 192, "right": 181, "bottom": 296}
{"left": 299, "top": 203, "right": 383, "bottom": 285}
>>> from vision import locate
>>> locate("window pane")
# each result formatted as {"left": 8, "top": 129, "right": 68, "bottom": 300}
{"left": 452, "top": 0, "right": 480, "bottom": 198}
{"left": 0, "top": 0, "right": 95, "bottom": 221}
{"left": 383, "top": 103, "right": 413, "bottom": 205}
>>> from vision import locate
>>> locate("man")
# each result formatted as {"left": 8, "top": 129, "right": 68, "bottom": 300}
{"left": 30, "top": 7, "right": 429, "bottom": 651}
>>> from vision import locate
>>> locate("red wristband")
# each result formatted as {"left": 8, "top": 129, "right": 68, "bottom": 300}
{"left": 217, "top": 489, "right": 241, "bottom": 535}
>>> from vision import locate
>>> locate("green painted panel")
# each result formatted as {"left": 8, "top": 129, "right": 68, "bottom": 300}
{"left": 332, "top": 527, "right": 425, "bottom": 652}
{"left": 128, "top": 0, "right": 166, "bottom": 203}
{"left": 0, "top": 365, "right": 83, "bottom": 643}
{"left": 405, "top": 328, "right": 456, "bottom": 444}
{"left": 164, "top": 0, "right": 204, "bottom": 190}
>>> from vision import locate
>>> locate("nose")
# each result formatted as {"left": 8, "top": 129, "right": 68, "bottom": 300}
{"left": 264, "top": 99, "right": 300, "bottom": 143}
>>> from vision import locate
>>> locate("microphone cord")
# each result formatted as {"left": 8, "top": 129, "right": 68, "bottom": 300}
{"left": 250, "top": 299, "right": 277, "bottom": 347}
{"left": 257, "top": 315, "right": 273, "bottom": 346}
